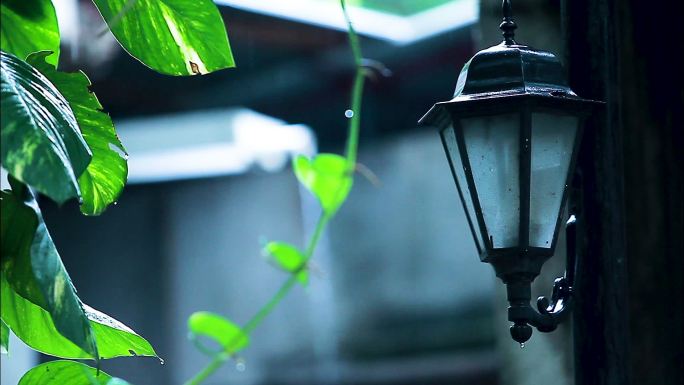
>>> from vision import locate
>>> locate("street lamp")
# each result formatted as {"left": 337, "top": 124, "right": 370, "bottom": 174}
{"left": 419, "top": 0, "right": 602, "bottom": 344}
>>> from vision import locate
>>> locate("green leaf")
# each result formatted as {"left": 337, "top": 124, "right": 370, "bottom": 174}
{"left": 1, "top": 319, "right": 8, "bottom": 355}
{"left": 92, "top": 0, "right": 234, "bottom": 76}
{"left": 1, "top": 276, "right": 157, "bottom": 360}
{"left": 0, "top": 0, "right": 60, "bottom": 65}
{"left": 0, "top": 187, "right": 98, "bottom": 359}
{"left": 264, "top": 242, "right": 308, "bottom": 285}
{"left": 188, "top": 311, "right": 248, "bottom": 354}
{"left": 293, "top": 154, "right": 353, "bottom": 216}
{"left": 84, "top": 304, "right": 157, "bottom": 359}
{"left": 27, "top": 52, "right": 128, "bottom": 216}
{"left": 0, "top": 182, "right": 42, "bottom": 306}
{"left": 18, "top": 360, "right": 132, "bottom": 385}
{"left": 0, "top": 51, "right": 91, "bottom": 204}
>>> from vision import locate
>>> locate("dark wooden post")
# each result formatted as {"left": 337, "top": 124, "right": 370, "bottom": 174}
{"left": 563, "top": 1, "right": 630, "bottom": 384}
{"left": 563, "top": 1, "right": 684, "bottom": 385}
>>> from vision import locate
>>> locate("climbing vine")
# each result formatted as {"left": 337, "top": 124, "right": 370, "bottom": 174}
{"left": 183, "top": 1, "right": 370, "bottom": 384}
{"left": 1, "top": 0, "right": 374, "bottom": 384}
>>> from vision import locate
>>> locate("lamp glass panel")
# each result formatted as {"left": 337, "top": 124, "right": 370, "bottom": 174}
{"left": 442, "top": 125, "right": 484, "bottom": 252}
{"left": 461, "top": 113, "right": 520, "bottom": 248}
{"left": 529, "top": 112, "right": 578, "bottom": 248}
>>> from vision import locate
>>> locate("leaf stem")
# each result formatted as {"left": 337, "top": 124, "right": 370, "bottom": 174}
{"left": 346, "top": 71, "right": 365, "bottom": 167}
{"left": 183, "top": 213, "right": 330, "bottom": 385}
{"left": 243, "top": 274, "right": 299, "bottom": 335}
{"left": 183, "top": 352, "right": 230, "bottom": 385}
{"left": 341, "top": 0, "right": 365, "bottom": 166}
{"left": 305, "top": 213, "right": 330, "bottom": 258}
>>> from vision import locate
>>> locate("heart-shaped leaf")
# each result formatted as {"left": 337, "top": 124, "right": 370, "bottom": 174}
{"left": 28, "top": 51, "right": 128, "bottom": 216}
{"left": 0, "top": 0, "right": 60, "bottom": 65}
{"left": 293, "top": 154, "right": 353, "bottom": 216}
{"left": 19, "top": 360, "right": 132, "bottom": 385}
{"left": 188, "top": 311, "right": 248, "bottom": 355}
{"left": 263, "top": 242, "right": 308, "bottom": 285}
{"left": 92, "top": 0, "right": 234, "bottom": 76}
{"left": 1, "top": 51, "right": 91, "bottom": 204}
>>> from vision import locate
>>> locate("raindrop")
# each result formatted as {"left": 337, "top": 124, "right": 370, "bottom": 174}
{"left": 113, "top": 201, "right": 118, "bottom": 206}
{"left": 235, "top": 359, "right": 246, "bottom": 372}
{"left": 159, "top": 358, "right": 165, "bottom": 365}
{"left": 344, "top": 109, "right": 354, "bottom": 118}
{"left": 489, "top": 168, "right": 494, "bottom": 172}
{"left": 520, "top": 343, "right": 525, "bottom": 349}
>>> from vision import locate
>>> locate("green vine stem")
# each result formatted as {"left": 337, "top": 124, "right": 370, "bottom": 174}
{"left": 183, "top": 2, "right": 364, "bottom": 384}
{"left": 341, "top": 0, "right": 364, "bottom": 167}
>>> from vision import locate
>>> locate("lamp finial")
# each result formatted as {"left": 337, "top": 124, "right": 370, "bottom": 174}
{"left": 500, "top": 0, "right": 517, "bottom": 45}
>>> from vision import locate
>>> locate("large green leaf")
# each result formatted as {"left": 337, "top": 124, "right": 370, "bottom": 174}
{"left": 263, "top": 242, "right": 308, "bottom": 285}
{"left": 28, "top": 52, "right": 128, "bottom": 216}
{"left": 293, "top": 154, "right": 353, "bottom": 216}
{"left": 0, "top": 0, "right": 60, "bottom": 65}
{"left": 1, "top": 276, "right": 157, "bottom": 360}
{"left": 0, "top": 186, "right": 97, "bottom": 359}
{"left": 19, "top": 360, "right": 132, "bottom": 385}
{"left": 92, "top": 0, "right": 234, "bottom": 76}
{"left": 188, "top": 312, "right": 248, "bottom": 354}
{"left": 1, "top": 319, "right": 8, "bottom": 354}
{"left": 0, "top": 51, "right": 91, "bottom": 204}
{"left": 0, "top": 183, "right": 42, "bottom": 306}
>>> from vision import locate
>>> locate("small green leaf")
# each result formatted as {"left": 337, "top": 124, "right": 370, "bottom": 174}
{"left": 1, "top": 319, "right": 8, "bottom": 355}
{"left": 188, "top": 311, "right": 248, "bottom": 354}
{"left": 27, "top": 51, "right": 128, "bottom": 216}
{"left": 1, "top": 276, "right": 157, "bottom": 360}
{"left": 92, "top": 0, "right": 234, "bottom": 76}
{"left": 0, "top": 0, "right": 60, "bottom": 65}
{"left": 293, "top": 154, "right": 353, "bottom": 216}
{"left": 1, "top": 187, "right": 97, "bottom": 358}
{"left": 1, "top": 51, "right": 91, "bottom": 204}
{"left": 18, "top": 360, "right": 132, "bottom": 385}
{"left": 264, "top": 242, "right": 308, "bottom": 285}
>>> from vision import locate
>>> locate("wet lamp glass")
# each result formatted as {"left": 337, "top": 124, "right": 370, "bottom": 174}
{"left": 419, "top": 0, "right": 602, "bottom": 344}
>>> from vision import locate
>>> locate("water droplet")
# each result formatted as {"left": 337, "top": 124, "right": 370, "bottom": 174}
{"left": 520, "top": 343, "right": 525, "bottom": 349}
{"left": 159, "top": 358, "right": 165, "bottom": 365}
{"left": 489, "top": 168, "right": 494, "bottom": 172}
{"left": 235, "top": 359, "right": 246, "bottom": 372}
{"left": 113, "top": 201, "right": 118, "bottom": 206}
{"left": 344, "top": 109, "right": 354, "bottom": 118}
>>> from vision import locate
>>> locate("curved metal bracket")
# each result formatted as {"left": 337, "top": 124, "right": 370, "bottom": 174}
{"left": 508, "top": 215, "right": 578, "bottom": 343}
{"left": 535, "top": 214, "right": 577, "bottom": 323}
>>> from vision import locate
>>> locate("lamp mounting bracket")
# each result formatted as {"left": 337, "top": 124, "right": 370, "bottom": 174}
{"left": 507, "top": 215, "right": 578, "bottom": 344}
